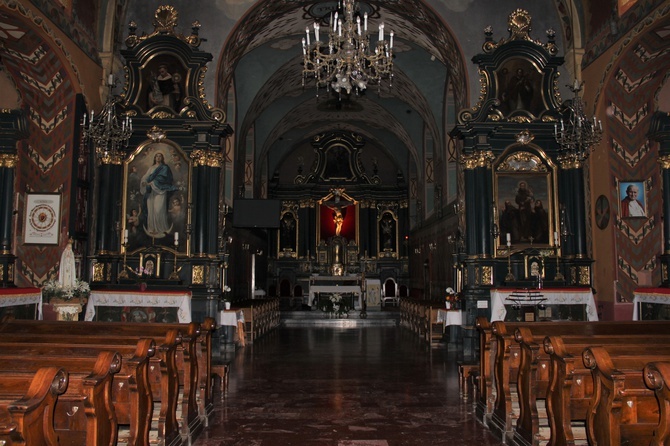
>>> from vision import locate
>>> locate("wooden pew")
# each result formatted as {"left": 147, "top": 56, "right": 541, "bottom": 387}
{"left": 0, "top": 327, "right": 182, "bottom": 446}
{"left": 583, "top": 346, "right": 670, "bottom": 446}
{"left": 475, "top": 317, "right": 493, "bottom": 421}
{"left": 0, "top": 319, "right": 206, "bottom": 443}
{"left": 0, "top": 352, "right": 120, "bottom": 446}
{"left": 524, "top": 335, "right": 670, "bottom": 446}
{"left": 0, "top": 367, "right": 68, "bottom": 446}
{"left": 486, "top": 320, "right": 670, "bottom": 444}
{"left": 0, "top": 340, "right": 155, "bottom": 446}
{"left": 642, "top": 361, "right": 670, "bottom": 446}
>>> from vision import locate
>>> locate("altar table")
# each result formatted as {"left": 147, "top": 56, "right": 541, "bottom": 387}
{"left": 85, "top": 289, "right": 192, "bottom": 323}
{"left": 490, "top": 287, "right": 598, "bottom": 322}
{"left": 308, "top": 285, "right": 362, "bottom": 309}
{"left": 1, "top": 287, "right": 42, "bottom": 319}
{"left": 633, "top": 288, "right": 670, "bottom": 320}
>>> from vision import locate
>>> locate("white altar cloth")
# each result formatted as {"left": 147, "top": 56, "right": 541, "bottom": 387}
{"left": 490, "top": 287, "right": 598, "bottom": 322}
{"left": 2, "top": 287, "right": 42, "bottom": 319}
{"left": 85, "top": 289, "right": 192, "bottom": 323}
{"left": 632, "top": 288, "right": 670, "bottom": 320}
{"left": 437, "top": 309, "right": 464, "bottom": 327}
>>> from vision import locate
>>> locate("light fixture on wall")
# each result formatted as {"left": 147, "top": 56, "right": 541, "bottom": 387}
{"left": 301, "top": 0, "right": 394, "bottom": 96}
{"left": 553, "top": 7, "right": 602, "bottom": 162}
{"left": 81, "top": 75, "right": 133, "bottom": 160}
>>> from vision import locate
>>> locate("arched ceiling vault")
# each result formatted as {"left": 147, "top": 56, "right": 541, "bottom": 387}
{"left": 215, "top": 0, "right": 466, "bottom": 192}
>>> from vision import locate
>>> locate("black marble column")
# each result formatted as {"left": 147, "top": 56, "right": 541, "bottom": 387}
{"left": 648, "top": 111, "right": 670, "bottom": 284}
{"left": 191, "top": 161, "right": 208, "bottom": 256}
{"left": 95, "top": 158, "right": 123, "bottom": 254}
{"left": 558, "top": 162, "right": 587, "bottom": 258}
{"left": 463, "top": 150, "right": 494, "bottom": 258}
{"left": 0, "top": 110, "right": 28, "bottom": 286}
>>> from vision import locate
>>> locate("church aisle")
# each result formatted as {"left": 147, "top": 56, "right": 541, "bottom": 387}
{"left": 194, "top": 326, "right": 503, "bottom": 445}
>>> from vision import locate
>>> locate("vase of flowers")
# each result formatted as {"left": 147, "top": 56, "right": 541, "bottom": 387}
{"left": 41, "top": 278, "right": 90, "bottom": 321}
{"left": 445, "top": 287, "right": 461, "bottom": 310}
{"left": 318, "top": 293, "right": 350, "bottom": 317}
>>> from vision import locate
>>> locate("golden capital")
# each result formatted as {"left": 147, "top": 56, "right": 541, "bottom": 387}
{"left": 0, "top": 153, "right": 18, "bottom": 168}
{"left": 98, "top": 152, "right": 124, "bottom": 165}
{"left": 461, "top": 150, "right": 494, "bottom": 170}
{"left": 191, "top": 149, "right": 222, "bottom": 167}
{"left": 557, "top": 154, "right": 582, "bottom": 170}
{"left": 659, "top": 155, "right": 670, "bottom": 170}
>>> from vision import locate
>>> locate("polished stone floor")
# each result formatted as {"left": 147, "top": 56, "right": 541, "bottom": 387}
{"left": 194, "top": 325, "right": 503, "bottom": 445}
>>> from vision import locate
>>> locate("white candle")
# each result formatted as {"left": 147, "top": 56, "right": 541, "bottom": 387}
{"left": 506, "top": 233, "right": 511, "bottom": 243}
{"left": 108, "top": 74, "right": 114, "bottom": 86}
{"left": 333, "top": 12, "right": 338, "bottom": 32}
{"left": 357, "top": 16, "right": 361, "bottom": 35}
{"left": 305, "top": 27, "right": 310, "bottom": 47}
{"left": 364, "top": 13, "right": 368, "bottom": 32}
{"left": 554, "top": 231, "right": 559, "bottom": 244}
{"left": 390, "top": 32, "right": 394, "bottom": 49}
{"left": 174, "top": 232, "right": 179, "bottom": 242}
{"left": 314, "top": 23, "right": 320, "bottom": 41}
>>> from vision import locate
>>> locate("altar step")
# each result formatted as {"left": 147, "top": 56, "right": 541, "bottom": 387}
{"left": 280, "top": 307, "right": 400, "bottom": 327}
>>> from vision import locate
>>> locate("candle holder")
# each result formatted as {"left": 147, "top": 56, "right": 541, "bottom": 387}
{"left": 554, "top": 247, "right": 564, "bottom": 281}
{"left": 505, "top": 242, "right": 515, "bottom": 282}
{"left": 119, "top": 241, "right": 129, "bottom": 279}
{"left": 169, "top": 240, "right": 180, "bottom": 280}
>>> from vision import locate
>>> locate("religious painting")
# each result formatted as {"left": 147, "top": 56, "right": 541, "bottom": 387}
{"left": 378, "top": 211, "right": 398, "bottom": 255}
{"left": 496, "top": 172, "right": 552, "bottom": 247}
{"left": 23, "top": 193, "right": 61, "bottom": 245}
{"left": 143, "top": 57, "right": 184, "bottom": 113}
{"left": 123, "top": 139, "right": 190, "bottom": 252}
{"left": 618, "top": 180, "right": 647, "bottom": 218}
{"left": 278, "top": 210, "right": 298, "bottom": 257}
{"left": 495, "top": 58, "right": 543, "bottom": 116}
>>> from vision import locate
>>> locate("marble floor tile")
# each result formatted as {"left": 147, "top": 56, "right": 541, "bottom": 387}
{"left": 195, "top": 326, "right": 503, "bottom": 445}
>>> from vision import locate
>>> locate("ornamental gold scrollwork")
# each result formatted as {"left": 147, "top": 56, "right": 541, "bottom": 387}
{"left": 496, "top": 151, "right": 546, "bottom": 172}
{"left": 93, "top": 263, "right": 105, "bottom": 282}
{"left": 192, "top": 265, "right": 205, "bottom": 285}
{"left": 578, "top": 266, "right": 590, "bottom": 285}
{"left": 658, "top": 155, "right": 670, "bottom": 170}
{"left": 481, "top": 266, "right": 493, "bottom": 285}
{"left": 0, "top": 154, "right": 18, "bottom": 168}
{"left": 461, "top": 150, "right": 495, "bottom": 170}
{"left": 663, "top": 263, "right": 668, "bottom": 282}
{"left": 8, "top": 264, "right": 14, "bottom": 281}
{"left": 125, "top": 6, "right": 204, "bottom": 49}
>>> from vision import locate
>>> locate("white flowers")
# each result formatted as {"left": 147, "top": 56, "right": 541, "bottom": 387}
{"left": 446, "top": 287, "right": 455, "bottom": 295}
{"left": 41, "top": 278, "right": 90, "bottom": 301}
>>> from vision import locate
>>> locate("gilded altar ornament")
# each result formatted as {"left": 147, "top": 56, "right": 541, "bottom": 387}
{"left": 658, "top": 155, "right": 670, "bottom": 170}
{"left": 497, "top": 151, "right": 546, "bottom": 172}
{"left": 192, "top": 265, "right": 205, "bottom": 285}
{"left": 93, "top": 263, "right": 105, "bottom": 282}
{"left": 516, "top": 130, "right": 535, "bottom": 145}
{"left": 578, "top": 266, "right": 590, "bottom": 285}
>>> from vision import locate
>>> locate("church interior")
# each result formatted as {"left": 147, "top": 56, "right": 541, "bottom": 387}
{"left": 0, "top": 0, "right": 669, "bottom": 444}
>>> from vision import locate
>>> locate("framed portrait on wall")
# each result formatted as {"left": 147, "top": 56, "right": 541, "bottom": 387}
{"left": 23, "top": 193, "right": 61, "bottom": 245}
{"left": 123, "top": 139, "right": 190, "bottom": 252}
{"left": 618, "top": 180, "right": 647, "bottom": 218}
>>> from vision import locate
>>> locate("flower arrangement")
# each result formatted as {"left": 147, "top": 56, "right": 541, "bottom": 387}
{"left": 445, "top": 287, "right": 461, "bottom": 310}
{"left": 41, "top": 278, "right": 90, "bottom": 302}
{"left": 318, "top": 293, "right": 350, "bottom": 317}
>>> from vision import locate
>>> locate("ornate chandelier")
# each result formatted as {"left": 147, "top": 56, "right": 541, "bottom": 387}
{"left": 554, "top": 79, "right": 603, "bottom": 163}
{"left": 81, "top": 75, "right": 133, "bottom": 160}
{"left": 301, "top": 0, "right": 394, "bottom": 96}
